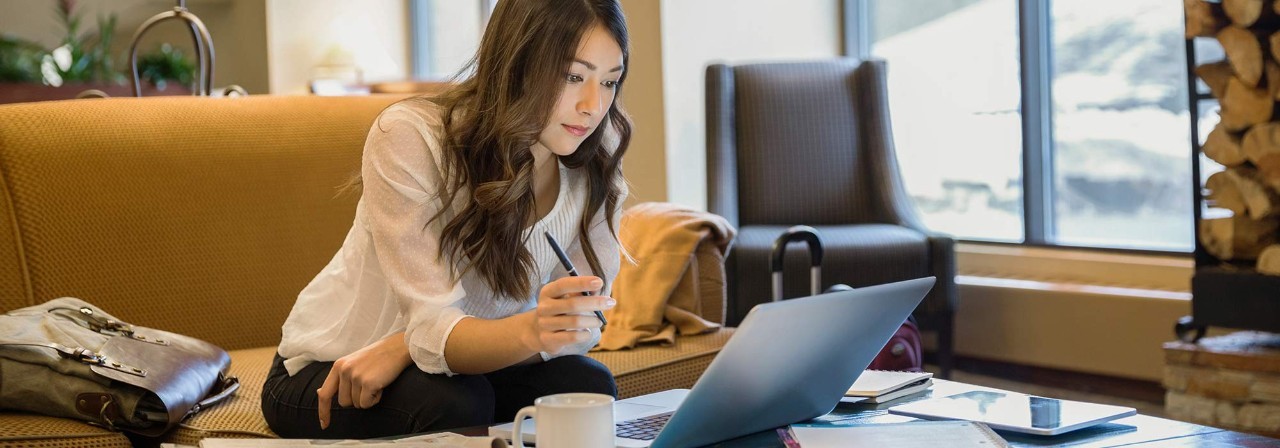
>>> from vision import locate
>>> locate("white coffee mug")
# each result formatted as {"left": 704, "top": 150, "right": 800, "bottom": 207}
{"left": 512, "top": 392, "right": 615, "bottom": 448}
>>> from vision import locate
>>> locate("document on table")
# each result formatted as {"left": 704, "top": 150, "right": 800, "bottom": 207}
{"left": 790, "top": 421, "right": 1009, "bottom": 447}
{"left": 196, "top": 432, "right": 508, "bottom": 448}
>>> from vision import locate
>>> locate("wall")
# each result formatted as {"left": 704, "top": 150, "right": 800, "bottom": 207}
{"left": 659, "top": 0, "right": 843, "bottom": 209}
{"left": 204, "top": 0, "right": 269, "bottom": 94}
{"left": 957, "top": 277, "right": 1189, "bottom": 381}
{"left": 0, "top": 0, "right": 269, "bottom": 94}
{"left": 617, "top": 0, "right": 668, "bottom": 205}
{"left": 955, "top": 244, "right": 1194, "bottom": 381}
{"left": 265, "top": 0, "right": 410, "bottom": 95}
{"left": 0, "top": 0, "right": 406, "bottom": 95}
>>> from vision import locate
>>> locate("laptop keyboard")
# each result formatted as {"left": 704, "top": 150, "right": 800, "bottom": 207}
{"left": 615, "top": 411, "right": 674, "bottom": 441}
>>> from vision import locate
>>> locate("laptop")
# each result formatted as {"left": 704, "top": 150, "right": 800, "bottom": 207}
{"left": 490, "top": 276, "right": 935, "bottom": 448}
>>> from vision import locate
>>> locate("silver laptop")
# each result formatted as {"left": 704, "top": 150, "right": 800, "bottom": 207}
{"left": 491, "top": 276, "right": 935, "bottom": 448}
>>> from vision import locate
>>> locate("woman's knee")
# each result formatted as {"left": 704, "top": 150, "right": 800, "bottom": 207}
{"left": 385, "top": 369, "right": 497, "bottom": 431}
{"left": 541, "top": 355, "right": 617, "bottom": 398}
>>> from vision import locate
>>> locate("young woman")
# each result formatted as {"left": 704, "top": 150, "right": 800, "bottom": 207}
{"left": 261, "top": 0, "right": 631, "bottom": 439}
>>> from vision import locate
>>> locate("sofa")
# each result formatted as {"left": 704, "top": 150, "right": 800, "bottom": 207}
{"left": 0, "top": 95, "right": 733, "bottom": 447}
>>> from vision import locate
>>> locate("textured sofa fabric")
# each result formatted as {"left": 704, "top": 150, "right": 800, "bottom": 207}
{"left": 0, "top": 95, "right": 731, "bottom": 446}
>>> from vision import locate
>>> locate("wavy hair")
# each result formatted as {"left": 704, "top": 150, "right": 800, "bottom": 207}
{"left": 411, "top": 0, "right": 631, "bottom": 301}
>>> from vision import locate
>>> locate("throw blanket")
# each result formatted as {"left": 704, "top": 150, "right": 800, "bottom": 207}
{"left": 595, "top": 202, "right": 736, "bottom": 351}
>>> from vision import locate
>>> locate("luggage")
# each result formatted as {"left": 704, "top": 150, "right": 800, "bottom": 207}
{"left": 771, "top": 226, "right": 924, "bottom": 372}
{"left": 0, "top": 297, "right": 239, "bottom": 436}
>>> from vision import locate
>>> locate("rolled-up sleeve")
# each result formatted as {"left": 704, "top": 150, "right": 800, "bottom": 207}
{"left": 361, "top": 106, "right": 468, "bottom": 375}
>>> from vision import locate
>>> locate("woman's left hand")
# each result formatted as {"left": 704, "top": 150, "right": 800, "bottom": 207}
{"left": 316, "top": 332, "right": 412, "bottom": 429}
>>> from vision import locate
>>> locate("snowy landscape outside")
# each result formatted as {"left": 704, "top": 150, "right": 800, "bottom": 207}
{"left": 871, "top": 0, "right": 1198, "bottom": 251}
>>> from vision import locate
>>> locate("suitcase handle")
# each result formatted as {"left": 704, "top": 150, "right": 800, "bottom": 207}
{"left": 771, "top": 225, "right": 823, "bottom": 301}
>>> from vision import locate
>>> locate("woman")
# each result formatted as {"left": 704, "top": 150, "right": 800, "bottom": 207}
{"left": 261, "top": 0, "right": 631, "bottom": 439}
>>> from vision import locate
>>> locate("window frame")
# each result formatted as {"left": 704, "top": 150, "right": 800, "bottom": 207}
{"left": 843, "top": 0, "right": 1194, "bottom": 255}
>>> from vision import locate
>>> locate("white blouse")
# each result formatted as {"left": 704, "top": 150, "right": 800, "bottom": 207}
{"left": 277, "top": 102, "right": 624, "bottom": 376}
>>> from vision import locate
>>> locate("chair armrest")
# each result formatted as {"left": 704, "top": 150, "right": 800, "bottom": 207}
{"left": 706, "top": 64, "right": 740, "bottom": 229}
{"left": 921, "top": 235, "right": 958, "bottom": 315}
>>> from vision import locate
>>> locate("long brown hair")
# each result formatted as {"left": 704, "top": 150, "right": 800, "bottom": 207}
{"left": 414, "top": 0, "right": 631, "bottom": 301}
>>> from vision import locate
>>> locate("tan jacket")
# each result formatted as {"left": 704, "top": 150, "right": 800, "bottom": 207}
{"left": 596, "top": 202, "right": 736, "bottom": 350}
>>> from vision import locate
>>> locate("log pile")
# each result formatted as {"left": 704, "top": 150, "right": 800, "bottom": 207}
{"left": 1186, "top": 0, "right": 1280, "bottom": 274}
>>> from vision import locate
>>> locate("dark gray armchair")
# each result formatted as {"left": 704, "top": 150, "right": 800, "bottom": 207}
{"left": 706, "top": 58, "right": 957, "bottom": 378}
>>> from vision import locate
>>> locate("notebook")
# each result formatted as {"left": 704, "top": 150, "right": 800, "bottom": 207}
{"left": 789, "top": 421, "right": 1009, "bottom": 447}
{"left": 845, "top": 370, "right": 933, "bottom": 403}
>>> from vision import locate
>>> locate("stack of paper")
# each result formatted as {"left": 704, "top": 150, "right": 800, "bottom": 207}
{"left": 845, "top": 370, "right": 933, "bottom": 403}
{"left": 197, "top": 433, "right": 507, "bottom": 448}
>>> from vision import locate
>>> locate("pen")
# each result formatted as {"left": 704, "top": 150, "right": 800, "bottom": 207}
{"left": 543, "top": 232, "right": 608, "bottom": 328}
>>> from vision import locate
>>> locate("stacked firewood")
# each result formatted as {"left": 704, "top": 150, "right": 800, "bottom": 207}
{"left": 1186, "top": 0, "right": 1280, "bottom": 275}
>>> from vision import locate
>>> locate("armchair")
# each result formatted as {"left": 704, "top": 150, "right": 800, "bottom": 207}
{"left": 705, "top": 58, "right": 957, "bottom": 378}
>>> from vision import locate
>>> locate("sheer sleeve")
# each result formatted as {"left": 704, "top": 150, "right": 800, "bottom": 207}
{"left": 361, "top": 105, "right": 469, "bottom": 376}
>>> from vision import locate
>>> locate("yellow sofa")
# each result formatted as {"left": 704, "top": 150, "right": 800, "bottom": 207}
{"left": 0, "top": 95, "right": 732, "bottom": 447}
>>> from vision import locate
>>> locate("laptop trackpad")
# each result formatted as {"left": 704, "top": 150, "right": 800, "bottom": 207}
{"left": 614, "top": 402, "right": 667, "bottom": 422}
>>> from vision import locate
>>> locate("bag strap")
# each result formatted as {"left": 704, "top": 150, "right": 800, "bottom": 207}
{"left": 0, "top": 342, "right": 148, "bottom": 377}
{"left": 185, "top": 373, "right": 240, "bottom": 418}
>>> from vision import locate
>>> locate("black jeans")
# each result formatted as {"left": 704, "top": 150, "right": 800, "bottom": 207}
{"left": 261, "top": 354, "right": 617, "bottom": 439}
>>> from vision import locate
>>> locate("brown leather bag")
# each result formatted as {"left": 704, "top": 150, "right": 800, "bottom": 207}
{"left": 0, "top": 297, "right": 239, "bottom": 436}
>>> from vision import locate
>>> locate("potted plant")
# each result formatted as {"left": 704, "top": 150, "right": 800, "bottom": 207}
{"left": 137, "top": 43, "right": 196, "bottom": 92}
{"left": 0, "top": 0, "right": 125, "bottom": 103}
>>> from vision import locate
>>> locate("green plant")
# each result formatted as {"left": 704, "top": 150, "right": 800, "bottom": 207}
{"left": 46, "top": 0, "right": 125, "bottom": 85}
{"left": 0, "top": 36, "right": 46, "bottom": 82}
{"left": 138, "top": 43, "right": 195, "bottom": 90}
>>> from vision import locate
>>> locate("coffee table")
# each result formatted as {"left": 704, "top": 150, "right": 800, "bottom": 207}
{"left": 431, "top": 379, "right": 1280, "bottom": 447}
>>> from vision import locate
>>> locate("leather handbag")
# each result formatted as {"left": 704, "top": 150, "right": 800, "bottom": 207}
{"left": 0, "top": 297, "right": 239, "bottom": 436}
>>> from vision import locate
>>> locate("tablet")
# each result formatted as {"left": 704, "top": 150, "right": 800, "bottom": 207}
{"left": 886, "top": 390, "right": 1137, "bottom": 436}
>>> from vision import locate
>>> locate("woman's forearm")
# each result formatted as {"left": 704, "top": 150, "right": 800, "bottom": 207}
{"left": 442, "top": 313, "right": 540, "bottom": 374}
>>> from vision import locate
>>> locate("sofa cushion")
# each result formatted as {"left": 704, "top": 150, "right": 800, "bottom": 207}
{"left": 163, "top": 346, "right": 279, "bottom": 444}
{"left": 589, "top": 328, "right": 735, "bottom": 399}
{"left": 0, "top": 412, "right": 131, "bottom": 447}
{"left": 0, "top": 95, "right": 402, "bottom": 349}
{"left": 0, "top": 162, "right": 26, "bottom": 312}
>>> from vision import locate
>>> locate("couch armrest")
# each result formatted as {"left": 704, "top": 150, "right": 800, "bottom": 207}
{"left": 694, "top": 241, "right": 728, "bottom": 325}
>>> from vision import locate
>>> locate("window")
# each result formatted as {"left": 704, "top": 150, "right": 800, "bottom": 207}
{"left": 409, "top": 0, "right": 495, "bottom": 80}
{"left": 856, "top": 0, "right": 1194, "bottom": 251}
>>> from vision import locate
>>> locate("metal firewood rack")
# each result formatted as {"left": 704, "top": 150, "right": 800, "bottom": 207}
{"left": 1177, "top": 35, "right": 1280, "bottom": 343}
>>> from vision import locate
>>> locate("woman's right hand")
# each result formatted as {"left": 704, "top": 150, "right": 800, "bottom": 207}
{"left": 315, "top": 332, "right": 412, "bottom": 430}
{"left": 523, "top": 275, "right": 616, "bottom": 355}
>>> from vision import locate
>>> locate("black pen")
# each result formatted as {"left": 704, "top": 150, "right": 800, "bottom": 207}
{"left": 543, "top": 232, "right": 607, "bottom": 328}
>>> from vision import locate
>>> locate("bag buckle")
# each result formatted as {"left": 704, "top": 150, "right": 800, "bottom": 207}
{"left": 70, "top": 347, "right": 103, "bottom": 364}
{"left": 60, "top": 347, "right": 148, "bottom": 377}
{"left": 78, "top": 307, "right": 136, "bottom": 336}
{"left": 72, "top": 307, "right": 167, "bottom": 345}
